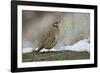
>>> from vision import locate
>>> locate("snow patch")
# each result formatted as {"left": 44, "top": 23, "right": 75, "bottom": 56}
{"left": 58, "top": 39, "right": 90, "bottom": 52}
{"left": 22, "top": 48, "right": 33, "bottom": 53}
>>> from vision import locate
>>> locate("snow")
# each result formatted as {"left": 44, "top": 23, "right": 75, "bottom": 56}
{"left": 57, "top": 39, "right": 90, "bottom": 52}
{"left": 22, "top": 48, "right": 33, "bottom": 53}
{"left": 22, "top": 39, "right": 90, "bottom": 53}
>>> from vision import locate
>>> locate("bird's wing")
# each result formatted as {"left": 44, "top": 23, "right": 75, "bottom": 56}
{"left": 37, "top": 30, "right": 50, "bottom": 47}
{"left": 37, "top": 27, "right": 58, "bottom": 48}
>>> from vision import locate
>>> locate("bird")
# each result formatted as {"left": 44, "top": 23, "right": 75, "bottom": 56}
{"left": 36, "top": 21, "right": 59, "bottom": 53}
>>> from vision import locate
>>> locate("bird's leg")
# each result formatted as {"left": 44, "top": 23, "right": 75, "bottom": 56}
{"left": 49, "top": 49, "right": 51, "bottom": 53}
{"left": 46, "top": 49, "right": 51, "bottom": 55}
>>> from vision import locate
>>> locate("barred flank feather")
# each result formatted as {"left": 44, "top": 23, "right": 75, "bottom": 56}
{"left": 44, "top": 35, "right": 57, "bottom": 49}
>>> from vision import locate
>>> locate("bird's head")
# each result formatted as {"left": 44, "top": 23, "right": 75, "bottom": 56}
{"left": 53, "top": 21, "right": 59, "bottom": 28}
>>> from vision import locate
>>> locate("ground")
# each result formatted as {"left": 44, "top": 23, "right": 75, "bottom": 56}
{"left": 22, "top": 50, "right": 90, "bottom": 62}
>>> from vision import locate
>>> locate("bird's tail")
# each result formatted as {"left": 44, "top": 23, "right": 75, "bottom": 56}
{"left": 36, "top": 46, "right": 44, "bottom": 53}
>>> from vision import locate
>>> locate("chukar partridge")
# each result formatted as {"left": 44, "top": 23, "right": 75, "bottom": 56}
{"left": 37, "top": 21, "right": 59, "bottom": 53}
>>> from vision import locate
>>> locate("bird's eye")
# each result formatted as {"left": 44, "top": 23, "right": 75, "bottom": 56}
{"left": 53, "top": 24, "right": 56, "bottom": 26}
{"left": 54, "top": 24, "right": 57, "bottom": 25}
